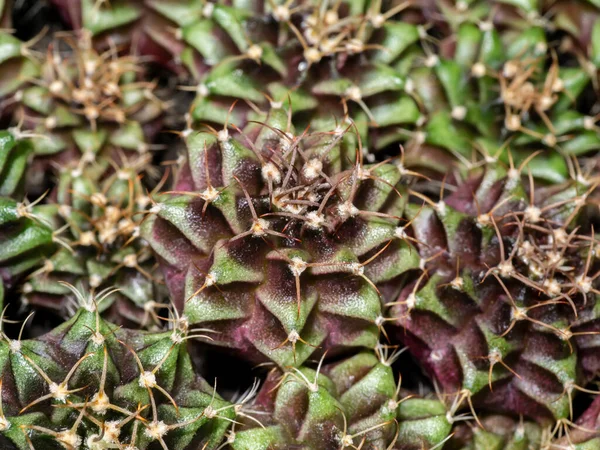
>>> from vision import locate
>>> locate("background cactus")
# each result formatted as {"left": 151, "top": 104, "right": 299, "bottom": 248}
{"left": 0, "top": 0, "right": 599, "bottom": 448}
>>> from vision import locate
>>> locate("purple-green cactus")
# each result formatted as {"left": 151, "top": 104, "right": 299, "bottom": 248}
{"left": 142, "top": 106, "right": 419, "bottom": 367}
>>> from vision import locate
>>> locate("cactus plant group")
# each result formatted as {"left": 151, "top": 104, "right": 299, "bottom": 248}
{"left": 1, "top": 0, "right": 600, "bottom": 448}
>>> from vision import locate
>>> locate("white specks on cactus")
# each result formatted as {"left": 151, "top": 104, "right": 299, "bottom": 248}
{"left": 424, "top": 54, "right": 438, "bottom": 68}
{"left": 338, "top": 201, "right": 359, "bottom": 220}
{"left": 57, "top": 430, "right": 82, "bottom": 449}
{"left": 583, "top": 115, "right": 596, "bottom": 130}
{"left": 138, "top": 371, "right": 157, "bottom": 389}
{"left": 0, "top": 415, "right": 9, "bottom": 431}
{"left": 535, "top": 41, "right": 547, "bottom": 54}
{"left": 45, "top": 116, "right": 57, "bottom": 130}
{"left": 557, "top": 328, "right": 573, "bottom": 341}
{"left": 123, "top": 254, "right": 138, "bottom": 268}
{"left": 247, "top": 44, "right": 263, "bottom": 61}
{"left": 49, "top": 79, "right": 64, "bottom": 94}
{"left": 505, "top": 114, "right": 521, "bottom": 131}
{"left": 507, "top": 167, "right": 520, "bottom": 182}
{"left": 200, "top": 185, "right": 221, "bottom": 203}
{"left": 511, "top": 306, "right": 527, "bottom": 322}
{"left": 471, "top": 62, "right": 486, "bottom": 78}
{"left": 355, "top": 165, "right": 370, "bottom": 180}
{"left": 503, "top": 60, "right": 519, "bottom": 79}
{"left": 103, "top": 81, "right": 119, "bottom": 96}
{"left": 90, "top": 391, "right": 110, "bottom": 414}
{"left": 435, "top": 200, "right": 447, "bottom": 216}
{"left": 289, "top": 257, "right": 308, "bottom": 277}
{"left": 84, "top": 105, "right": 100, "bottom": 121}
{"left": 136, "top": 195, "right": 151, "bottom": 209}
{"left": 81, "top": 151, "right": 96, "bottom": 164}
{"left": 144, "top": 421, "right": 168, "bottom": 440}
{"left": 524, "top": 205, "right": 542, "bottom": 223}
{"left": 217, "top": 128, "right": 230, "bottom": 142}
{"left": 394, "top": 226, "right": 407, "bottom": 240}
{"left": 90, "top": 192, "right": 107, "bottom": 207}
{"left": 538, "top": 95, "right": 555, "bottom": 112}
{"left": 542, "top": 278, "right": 561, "bottom": 296}
{"left": 84, "top": 59, "right": 97, "bottom": 76}
{"left": 370, "top": 13, "right": 385, "bottom": 28}
{"left": 305, "top": 211, "right": 325, "bottom": 229}
{"left": 345, "top": 85, "right": 362, "bottom": 102}
{"left": 272, "top": 5, "right": 290, "bottom": 21}
{"left": 413, "top": 131, "right": 426, "bottom": 146}
{"left": 225, "top": 431, "right": 236, "bottom": 443}
{"left": 478, "top": 20, "right": 493, "bottom": 32}
{"left": 49, "top": 382, "right": 70, "bottom": 402}
{"left": 476, "top": 213, "right": 492, "bottom": 228}
{"left": 456, "top": 0, "right": 468, "bottom": 11}
{"left": 205, "top": 272, "right": 218, "bottom": 287}
{"left": 430, "top": 350, "right": 443, "bottom": 363}
{"left": 251, "top": 218, "right": 270, "bottom": 236}
{"left": 262, "top": 162, "right": 282, "bottom": 184}
{"left": 405, "top": 292, "right": 417, "bottom": 310}
{"left": 303, "top": 47, "right": 322, "bottom": 64}
{"left": 13, "top": 89, "right": 23, "bottom": 102}
{"left": 542, "top": 133, "right": 556, "bottom": 147}
{"left": 117, "top": 169, "right": 131, "bottom": 180}
{"left": 575, "top": 274, "right": 592, "bottom": 293}
{"left": 345, "top": 38, "right": 364, "bottom": 54}
{"left": 90, "top": 328, "right": 105, "bottom": 346}
{"left": 287, "top": 330, "right": 300, "bottom": 344}
{"left": 450, "top": 276, "right": 464, "bottom": 291}
{"left": 303, "top": 159, "right": 323, "bottom": 181}
{"left": 348, "top": 262, "right": 364, "bottom": 276}
{"left": 202, "top": 1, "right": 214, "bottom": 18}
{"left": 322, "top": 37, "right": 342, "bottom": 55}
{"left": 551, "top": 228, "right": 568, "bottom": 246}
{"left": 324, "top": 9, "right": 338, "bottom": 25}
{"left": 196, "top": 83, "right": 209, "bottom": 97}
{"left": 340, "top": 435, "right": 354, "bottom": 447}
{"left": 41, "top": 259, "right": 55, "bottom": 273}
{"left": 79, "top": 231, "right": 96, "bottom": 247}
{"left": 8, "top": 339, "right": 21, "bottom": 353}
{"left": 451, "top": 106, "right": 467, "bottom": 121}
{"left": 22, "top": 282, "right": 33, "bottom": 294}
{"left": 498, "top": 260, "right": 515, "bottom": 278}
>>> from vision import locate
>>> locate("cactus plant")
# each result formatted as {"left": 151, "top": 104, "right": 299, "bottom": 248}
{"left": 0, "top": 0, "right": 599, "bottom": 449}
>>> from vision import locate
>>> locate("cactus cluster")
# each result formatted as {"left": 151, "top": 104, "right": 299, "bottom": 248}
{"left": 1, "top": 0, "right": 600, "bottom": 449}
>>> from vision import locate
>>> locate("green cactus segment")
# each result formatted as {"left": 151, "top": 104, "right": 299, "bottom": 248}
{"left": 446, "top": 415, "right": 542, "bottom": 449}
{"left": 0, "top": 197, "right": 54, "bottom": 288}
{"left": 396, "top": 399, "right": 452, "bottom": 449}
{"left": 0, "top": 132, "right": 33, "bottom": 198}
